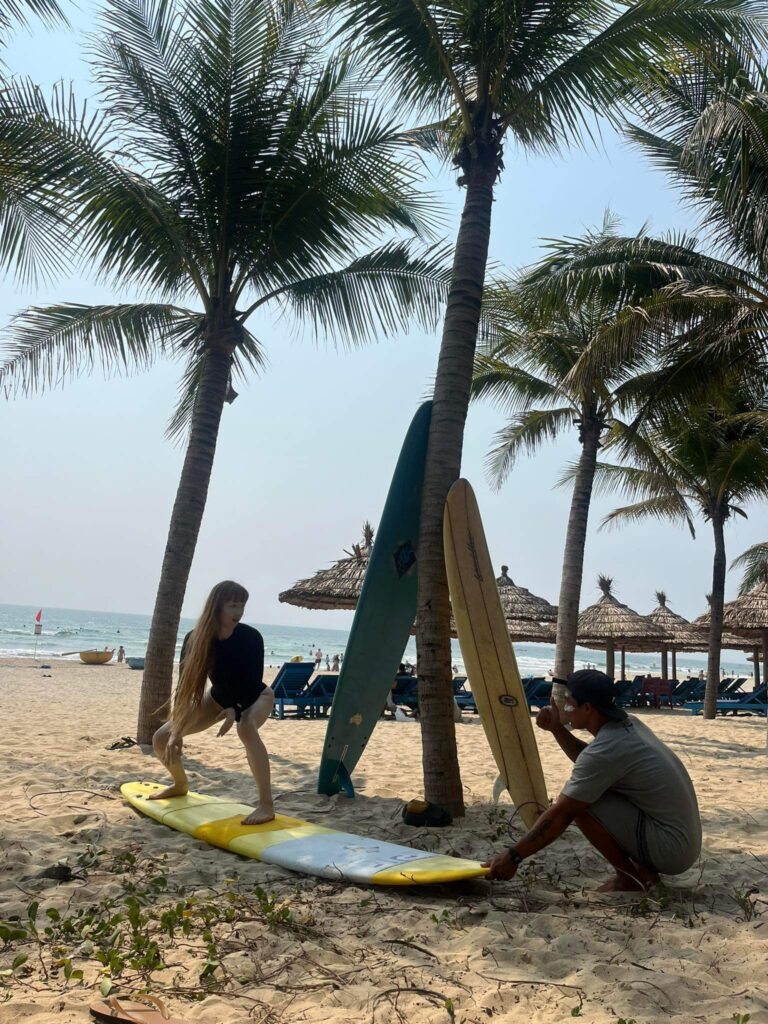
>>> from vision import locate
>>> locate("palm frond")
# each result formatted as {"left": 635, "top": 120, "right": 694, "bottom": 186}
{"left": 485, "top": 407, "right": 575, "bottom": 489}
{"left": 470, "top": 354, "right": 561, "bottom": 413}
{"left": 246, "top": 241, "right": 452, "bottom": 346}
{"left": 730, "top": 541, "right": 768, "bottom": 593}
{"left": 600, "top": 495, "right": 697, "bottom": 534}
{"left": 0, "top": 303, "right": 199, "bottom": 395}
{"left": 0, "top": 0, "right": 66, "bottom": 30}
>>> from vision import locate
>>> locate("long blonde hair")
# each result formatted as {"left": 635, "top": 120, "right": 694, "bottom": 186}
{"left": 171, "top": 580, "right": 249, "bottom": 730}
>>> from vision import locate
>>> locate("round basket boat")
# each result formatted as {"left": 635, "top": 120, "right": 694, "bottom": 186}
{"left": 79, "top": 649, "right": 114, "bottom": 665}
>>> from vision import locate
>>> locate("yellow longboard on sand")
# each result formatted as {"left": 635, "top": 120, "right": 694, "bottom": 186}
{"left": 444, "top": 479, "right": 549, "bottom": 829}
{"left": 122, "top": 782, "right": 486, "bottom": 886}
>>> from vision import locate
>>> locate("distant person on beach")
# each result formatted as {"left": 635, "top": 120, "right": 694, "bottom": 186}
{"left": 149, "top": 581, "right": 275, "bottom": 826}
{"left": 331, "top": 653, "right": 340, "bottom": 672}
{"left": 484, "top": 670, "right": 701, "bottom": 892}
{"left": 698, "top": 669, "right": 705, "bottom": 681}
{"left": 117, "top": 646, "right": 125, "bottom": 663}
{"left": 325, "top": 655, "right": 331, "bottom": 671}
{"left": 314, "top": 648, "right": 322, "bottom": 671}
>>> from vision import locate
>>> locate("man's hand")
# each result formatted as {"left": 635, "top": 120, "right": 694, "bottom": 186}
{"left": 163, "top": 734, "right": 183, "bottom": 767}
{"left": 482, "top": 850, "right": 520, "bottom": 881}
{"left": 217, "top": 709, "right": 237, "bottom": 737}
{"left": 536, "top": 701, "right": 562, "bottom": 732}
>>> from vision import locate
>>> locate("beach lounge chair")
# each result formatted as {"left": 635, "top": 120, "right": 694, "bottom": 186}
{"left": 525, "top": 679, "right": 552, "bottom": 708}
{"left": 270, "top": 662, "right": 315, "bottom": 720}
{"left": 391, "top": 674, "right": 419, "bottom": 710}
{"left": 294, "top": 673, "right": 339, "bottom": 718}
{"left": 672, "top": 679, "right": 706, "bottom": 704}
{"left": 684, "top": 682, "right": 768, "bottom": 716}
{"left": 452, "top": 677, "right": 477, "bottom": 713}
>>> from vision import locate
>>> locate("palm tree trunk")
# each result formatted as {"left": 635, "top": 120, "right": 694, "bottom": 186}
{"left": 703, "top": 512, "right": 727, "bottom": 719}
{"left": 417, "top": 161, "right": 496, "bottom": 818}
{"left": 553, "top": 419, "right": 602, "bottom": 678}
{"left": 136, "top": 343, "right": 233, "bottom": 744}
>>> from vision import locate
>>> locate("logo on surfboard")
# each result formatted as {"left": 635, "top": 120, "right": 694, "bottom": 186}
{"left": 393, "top": 541, "right": 416, "bottom": 578}
{"left": 498, "top": 694, "right": 519, "bottom": 707}
{"left": 466, "top": 532, "right": 484, "bottom": 582}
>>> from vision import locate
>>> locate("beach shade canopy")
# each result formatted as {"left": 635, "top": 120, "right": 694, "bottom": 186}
{"left": 721, "top": 572, "right": 768, "bottom": 676}
{"left": 505, "top": 617, "right": 557, "bottom": 643}
{"left": 495, "top": 565, "right": 558, "bottom": 623}
{"left": 690, "top": 596, "right": 755, "bottom": 652}
{"left": 278, "top": 522, "right": 374, "bottom": 611}
{"left": 577, "top": 575, "right": 670, "bottom": 679}
{"left": 279, "top": 529, "right": 556, "bottom": 647}
{"left": 647, "top": 591, "right": 707, "bottom": 648}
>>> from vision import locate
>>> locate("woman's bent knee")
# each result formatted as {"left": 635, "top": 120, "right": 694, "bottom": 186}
{"left": 153, "top": 723, "right": 171, "bottom": 753}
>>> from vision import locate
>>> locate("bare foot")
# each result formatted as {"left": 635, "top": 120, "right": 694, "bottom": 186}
{"left": 147, "top": 785, "right": 188, "bottom": 800}
{"left": 596, "top": 865, "right": 660, "bottom": 893}
{"left": 241, "top": 804, "right": 275, "bottom": 826}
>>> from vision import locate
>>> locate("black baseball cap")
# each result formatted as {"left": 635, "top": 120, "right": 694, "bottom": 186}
{"left": 553, "top": 669, "right": 628, "bottom": 723}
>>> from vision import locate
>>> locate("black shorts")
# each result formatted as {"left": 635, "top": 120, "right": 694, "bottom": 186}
{"left": 211, "top": 681, "right": 267, "bottom": 721}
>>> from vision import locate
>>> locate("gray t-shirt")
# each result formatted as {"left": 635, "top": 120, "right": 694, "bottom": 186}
{"left": 562, "top": 716, "right": 701, "bottom": 872}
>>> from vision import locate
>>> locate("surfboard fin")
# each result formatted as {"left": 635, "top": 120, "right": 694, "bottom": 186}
{"left": 336, "top": 762, "right": 355, "bottom": 799}
{"left": 491, "top": 773, "right": 507, "bottom": 805}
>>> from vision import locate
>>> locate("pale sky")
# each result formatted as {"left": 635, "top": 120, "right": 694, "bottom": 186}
{"left": 1, "top": 4, "right": 765, "bottom": 628}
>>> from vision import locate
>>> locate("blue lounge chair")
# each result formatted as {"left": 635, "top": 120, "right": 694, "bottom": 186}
{"left": 525, "top": 679, "right": 552, "bottom": 708}
{"left": 295, "top": 673, "right": 338, "bottom": 718}
{"left": 452, "top": 677, "right": 477, "bottom": 713}
{"left": 684, "top": 682, "right": 768, "bottom": 716}
{"left": 271, "top": 662, "right": 316, "bottom": 720}
{"left": 391, "top": 674, "right": 419, "bottom": 709}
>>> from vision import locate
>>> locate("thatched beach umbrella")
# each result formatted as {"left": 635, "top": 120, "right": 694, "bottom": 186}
{"left": 692, "top": 596, "right": 758, "bottom": 684}
{"left": 495, "top": 566, "right": 558, "bottom": 623}
{"left": 578, "top": 575, "right": 670, "bottom": 681}
{"left": 281, "top": 536, "right": 556, "bottom": 649}
{"left": 721, "top": 572, "right": 768, "bottom": 688}
{"left": 278, "top": 522, "right": 374, "bottom": 611}
{"left": 647, "top": 591, "right": 708, "bottom": 682}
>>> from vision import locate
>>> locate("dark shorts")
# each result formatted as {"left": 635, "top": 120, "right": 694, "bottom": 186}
{"left": 211, "top": 681, "right": 267, "bottom": 721}
{"left": 588, "top": 792, "right": 700, "bottom": 875}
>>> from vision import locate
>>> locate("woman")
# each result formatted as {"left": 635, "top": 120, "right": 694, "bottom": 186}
{"left": 150, "top": 581, "right": 275, "bottom": 825}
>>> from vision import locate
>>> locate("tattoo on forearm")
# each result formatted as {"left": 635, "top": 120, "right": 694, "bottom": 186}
{"left": 525, "top": 818, "right": 554, "bottom": 843}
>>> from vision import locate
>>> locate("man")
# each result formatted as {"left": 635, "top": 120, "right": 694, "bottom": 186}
{"left": 484, "top": 670, "right": 701, "bottom": 891}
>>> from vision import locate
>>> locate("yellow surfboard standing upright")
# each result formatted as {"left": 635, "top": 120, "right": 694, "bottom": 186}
{"left": 444, "top": 479, "right": 549, "bottom": 830}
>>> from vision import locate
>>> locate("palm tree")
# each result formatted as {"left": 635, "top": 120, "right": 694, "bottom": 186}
{"left": 591, "top": 381, "right": 768, "bottom": 718}
{"left": 0, "top": 0, "right": 452, "bottom": 742}
{"left": 501, "top": 49, "right": 768, "bottom": 407}
{"left": 471, "top": 230, "right": 661, "bottom": 679}
{"left": 317, "top": 0, "right": 765, "bottom": 814}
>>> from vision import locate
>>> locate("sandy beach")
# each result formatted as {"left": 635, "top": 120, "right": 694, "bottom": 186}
{"left": 1, "top": 657, "right": 766, "bottom": 1024}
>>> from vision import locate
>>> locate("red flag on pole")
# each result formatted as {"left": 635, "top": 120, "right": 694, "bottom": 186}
{"left": 35, "top": 609, "right": 42, "bottom": 623}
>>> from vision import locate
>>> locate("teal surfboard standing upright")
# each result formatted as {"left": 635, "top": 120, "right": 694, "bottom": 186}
{"left": 317, "top": 402, "right": 432, "bottom": 797}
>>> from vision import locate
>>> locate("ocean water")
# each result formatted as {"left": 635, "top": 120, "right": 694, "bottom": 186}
{"left": 0, "top": 602, "right": 751, "bottom": 677}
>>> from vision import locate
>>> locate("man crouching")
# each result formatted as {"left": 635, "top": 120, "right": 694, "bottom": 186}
{"left": 484, "top": 670, "right": 702, "bottom": 892}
